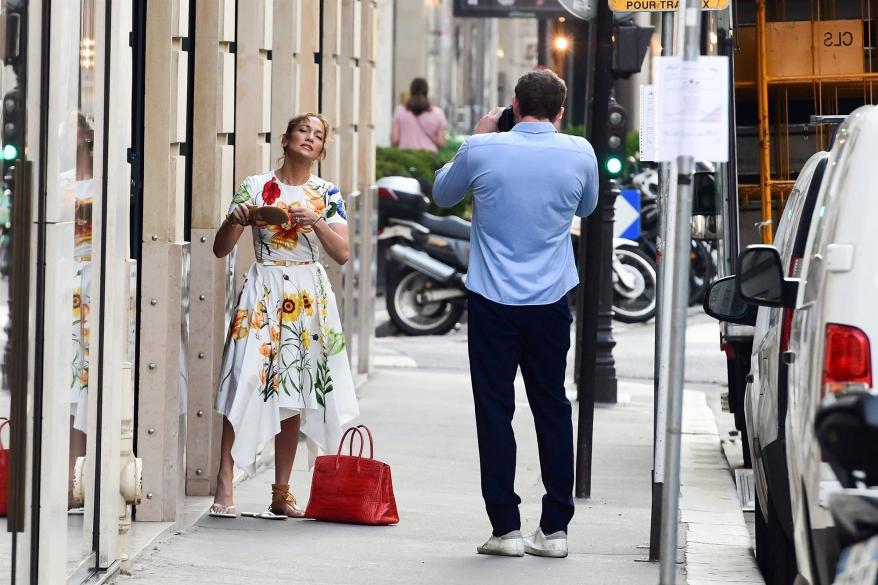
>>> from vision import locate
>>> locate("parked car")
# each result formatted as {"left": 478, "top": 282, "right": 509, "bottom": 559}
{"left": 744, "top": 152, "right": 828, "bottom": 584}
{"left": 704, "top": 150, "right": 829, "bottom": 585}
{"left": 736, "top": 105, "right": 878, "bottom": 585}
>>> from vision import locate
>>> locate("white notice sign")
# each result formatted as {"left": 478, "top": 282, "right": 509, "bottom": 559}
{"left": 653, "top": 56, "right": 730, "bottom": 162}
{"left": 639, "top": 85, "right": 657, "bottom": 162}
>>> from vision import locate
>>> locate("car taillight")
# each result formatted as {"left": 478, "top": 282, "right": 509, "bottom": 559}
{"left": 378, "top": 187, "right": 396, "bottom": 200}
{"left": 779, "top": 254, "right": 802, "bottom": 354}
{"left": 823, "top": 323, "right": 872, "bottom": 397}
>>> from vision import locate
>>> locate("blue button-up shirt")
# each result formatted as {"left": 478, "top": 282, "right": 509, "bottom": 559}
{"left": 433, "top": 122, "right": 599, "bottom": 306}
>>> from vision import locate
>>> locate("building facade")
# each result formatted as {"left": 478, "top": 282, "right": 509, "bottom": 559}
{"left": 385, "top": 0, "right": 539, "bottom": 141}
{"left": 0, "top": 0, "right": 377, "bottom": 582}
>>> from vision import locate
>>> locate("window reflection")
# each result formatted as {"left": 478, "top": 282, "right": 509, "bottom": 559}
{"left": 68, "top": 112, "right": 93, "bottom": 512}
{"left": 66, "top": 0, "right": 96, "bottom": 573}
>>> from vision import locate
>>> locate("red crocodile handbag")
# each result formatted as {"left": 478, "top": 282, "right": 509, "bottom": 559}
{"left": 0, "top": 418, "right": 9, "bottom": 517}
{"left": 305, "top": 425, "right": 399, "bottom": 525}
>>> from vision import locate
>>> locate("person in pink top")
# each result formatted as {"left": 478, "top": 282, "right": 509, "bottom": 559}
{"left": 391, "top": 78, "right": 448, "bottom": 152}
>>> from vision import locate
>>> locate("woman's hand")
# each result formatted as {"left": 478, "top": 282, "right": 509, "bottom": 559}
{"left": 214, "top": 205, "right": 249, "bottom": 258}
{"left": 227, "top": 203, "right": 252, "bottom": 226}
{"left": 291, "top": 205, "right": 322, "bottom": 227}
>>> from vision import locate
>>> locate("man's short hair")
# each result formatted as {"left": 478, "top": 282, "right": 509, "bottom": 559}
{"left": 515, "top": 70, "right": 567, "bottom": 120}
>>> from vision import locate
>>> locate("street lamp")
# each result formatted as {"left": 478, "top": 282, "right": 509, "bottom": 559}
{"left": 553, "top": 35, "right": 570, "bottom": 52}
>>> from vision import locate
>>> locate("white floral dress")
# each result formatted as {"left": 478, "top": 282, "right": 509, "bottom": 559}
{"left": 69, "top": 176, "right": 94, "bottom": 433}
{"left": 215, "top": 171, "right": 359, "bottom": 475}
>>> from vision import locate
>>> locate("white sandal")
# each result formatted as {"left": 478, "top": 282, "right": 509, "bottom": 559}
{"left": 209, "top": 503, "right": 238, "bottom": 518}
{"left": 241, "top": 508, "right": 288, "bottom": 521}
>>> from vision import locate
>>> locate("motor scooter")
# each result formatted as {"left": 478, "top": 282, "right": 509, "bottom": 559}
{"left": 377, "top": 176, "right": 469, "bottom": 336}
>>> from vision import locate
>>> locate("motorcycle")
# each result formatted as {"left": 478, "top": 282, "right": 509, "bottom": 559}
{"left": 628, "top": 164, "right": 717, "bottom": 308}
{"left": 378, "top": 175, "right": 661, "bottom": 333}
{"left": 612, "top": 238, "right": 657, "bottom": 323}
{"left": 570, "top": 218, "right": 657, "bottom": 324}
{"left": 815, "top": 392, "right": 878, "bottom": 585}
{"left": 377, "top": 176, "right": 469, "bottom": 336}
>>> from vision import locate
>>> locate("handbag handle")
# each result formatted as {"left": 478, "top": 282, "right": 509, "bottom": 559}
{"left": 0, "top": 418, "right": 9, "bottom": 450}
{"left": 336, "top": 426, "right": 364, "bottom": 458}
{"left": 333, "top": 425, "right": 377, "bottom": 472}
{"left": 355, "top": 425, "right": 375, "bottom": 460}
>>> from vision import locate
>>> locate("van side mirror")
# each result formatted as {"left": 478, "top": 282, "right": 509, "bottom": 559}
{"left": 737, "top": 245, "right": 799, "bottom": 307}
{"left": 703, "top": 276, "right": 757, "bottom": 325}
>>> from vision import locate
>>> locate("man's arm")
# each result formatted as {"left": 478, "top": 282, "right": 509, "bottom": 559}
{"left": 576, "top": 149, "right": 600, "bottom": 218}
{"left": 433, "top": 141, "right": 473, "bottom": 208}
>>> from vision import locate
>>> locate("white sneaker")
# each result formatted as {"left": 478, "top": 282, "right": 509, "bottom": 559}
{"left": 476, "top": 530, "right": 525, "bottom": 557}
{"left": 524, "top": 529, "right": 568, "bottom": 558}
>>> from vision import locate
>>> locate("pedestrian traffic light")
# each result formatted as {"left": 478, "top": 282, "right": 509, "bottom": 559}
{"left": 2, "top": 89, "right": 24, "bottom": 163}
{"left": 612, "top": 23, "right": 655, "bottom": 79}
{"left": 605, "top": 98, "right": 626, "bottom": 178}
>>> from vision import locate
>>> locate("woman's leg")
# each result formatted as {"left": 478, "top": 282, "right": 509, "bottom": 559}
{"left": 68, "top": 416, "right": 87, "bottom": 507}
{"left": 214, "top": 417, "right": 236, "bottom": 507}
{"left": 274, "top": 414, "right": 301, "bottom": 485}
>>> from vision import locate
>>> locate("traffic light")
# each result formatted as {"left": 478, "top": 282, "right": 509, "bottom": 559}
{"left": 612, "top": 23, "right": 655, "bottom": 79}
{"left": 2, "top": 89, "right": 24, "bottom": 164}
{"left": 605, "top": 98, "right": 626, "bottom": 179}
{"left": 692, "top": 161, "right": 718, "bottom": 215}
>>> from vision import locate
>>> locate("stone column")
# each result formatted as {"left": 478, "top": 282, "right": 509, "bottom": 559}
{"left": 185, "top": 0, "right": 238, "bottom": 497}
{"left": 136, "top": 0, "right": 192, "bottom": 522}
{"left": 233, "top": 0, "right": 273, "bottom": 286}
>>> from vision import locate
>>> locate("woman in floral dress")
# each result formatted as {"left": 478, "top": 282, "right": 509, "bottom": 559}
{"left": 69, "top": 112, "right": 94, "bottom": 510}
{"left": 210, "top": 113, "right": 359, "bottom": 518}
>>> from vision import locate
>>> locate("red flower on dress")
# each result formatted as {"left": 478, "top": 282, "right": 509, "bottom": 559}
{"left": 262, "top": 177, "right": 281, "bottom": 205}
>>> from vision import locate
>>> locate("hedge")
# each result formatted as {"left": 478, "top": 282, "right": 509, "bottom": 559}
{"left": 376, "top": 137, "right": 472, "bottom": 218}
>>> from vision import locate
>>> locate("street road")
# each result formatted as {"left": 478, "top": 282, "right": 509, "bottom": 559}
{"left": 375, "top": 303, "right": 728, "bottom": 386}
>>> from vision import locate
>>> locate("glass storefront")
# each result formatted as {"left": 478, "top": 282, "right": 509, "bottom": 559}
{"left": 0, "top": 0, "right": 375, "bottom": 580}
{"left": 66, "top": 0, "right": 98, "bottom": 575}
{"left": 1, "top": 0, "right": 112, "bottom": 581}
{"left": 0, "top": 0, "right": 33, "bottom": 579}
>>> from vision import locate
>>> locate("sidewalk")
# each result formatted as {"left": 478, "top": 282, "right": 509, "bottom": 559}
{"left": 115, "top": 364, "right": 753, "bottom": 585}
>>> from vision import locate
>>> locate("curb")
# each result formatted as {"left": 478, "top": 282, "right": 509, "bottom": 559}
{"left": 680, "top": 389, "right": 764, "bottom": 585}
{"left": 112, "top": 443, "right": 277, "bottom": 582}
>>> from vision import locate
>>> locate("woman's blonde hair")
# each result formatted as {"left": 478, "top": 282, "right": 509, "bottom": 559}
{"left": 280, "top": 113, "right": 331, "bottom": 161}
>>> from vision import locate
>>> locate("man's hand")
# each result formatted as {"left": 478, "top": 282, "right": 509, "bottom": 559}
{"left": 473, "top": 107, "right": 505, "bottom": 135}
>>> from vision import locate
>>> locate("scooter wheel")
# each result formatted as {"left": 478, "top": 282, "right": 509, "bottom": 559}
{"left": 386, "top": 269, "right": 465, "bottom": 336}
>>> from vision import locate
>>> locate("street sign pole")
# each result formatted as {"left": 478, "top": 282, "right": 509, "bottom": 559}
{"left": 658, "top": 0, "right": 702, "bottom": 583}
{"left": 649, "top": 9, "right": 677, "bottom": 563}
{"left": 575, "top": 0, "right": 615, "bottom": 499}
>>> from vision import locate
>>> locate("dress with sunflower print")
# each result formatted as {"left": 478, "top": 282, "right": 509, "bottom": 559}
{"left": 70, "top": 176, "right": 94, "bottom": 434}
{"left": 214, "top": 171, "right": 359, "bottom": 476}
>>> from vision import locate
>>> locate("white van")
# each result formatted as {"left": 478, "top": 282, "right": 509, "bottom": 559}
{"left": 736, "top": 105, "right": 878, "bottom": 585}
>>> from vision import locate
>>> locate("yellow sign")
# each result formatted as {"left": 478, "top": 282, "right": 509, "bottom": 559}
{"left": 609, "top": 0, "right": 729, "bottom": 11}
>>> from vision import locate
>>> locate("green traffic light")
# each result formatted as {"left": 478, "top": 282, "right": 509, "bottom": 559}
{"left": 605, "top": 156, "right": 623, "bottom": 176}
{"left": 2, "top": 144, "right": 18, "bottom": 161}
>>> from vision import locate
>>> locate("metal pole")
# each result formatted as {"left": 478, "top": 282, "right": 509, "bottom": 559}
{"left": 659, "top": 1, "right": 702, "bottom": 583}
{"left": 538, "top": 19, "right": 549, "bottom": 67}
{"left": 576, "top": 0, "right": 615, "bottom": 498}
{"left": 649, "top": 9, "right": 677, "bottom": 563}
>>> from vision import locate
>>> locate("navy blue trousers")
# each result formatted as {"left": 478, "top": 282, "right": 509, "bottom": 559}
{"left": 467, "top": 292, "right": 575, "bottom": 537}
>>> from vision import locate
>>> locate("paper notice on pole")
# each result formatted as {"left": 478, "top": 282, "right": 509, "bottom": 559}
{"left": 654, "top": 56, "right": 730, "bottom": 162}
{"left": 639, "top": 85, "right": 657, "bottom": 162}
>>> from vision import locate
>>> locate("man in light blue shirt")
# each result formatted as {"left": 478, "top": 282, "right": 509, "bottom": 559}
{"left": 433, "top": 70, "right": 598, "bottom": 559}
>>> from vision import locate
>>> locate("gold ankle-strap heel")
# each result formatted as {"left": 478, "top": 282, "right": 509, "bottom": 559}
{"left": 270, "top": 483, "right": 305, "bottom": 518}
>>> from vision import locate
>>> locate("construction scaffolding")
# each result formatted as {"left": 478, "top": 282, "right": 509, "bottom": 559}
{"left": 734, "top": 0, "right": 878, "bottom": 243}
